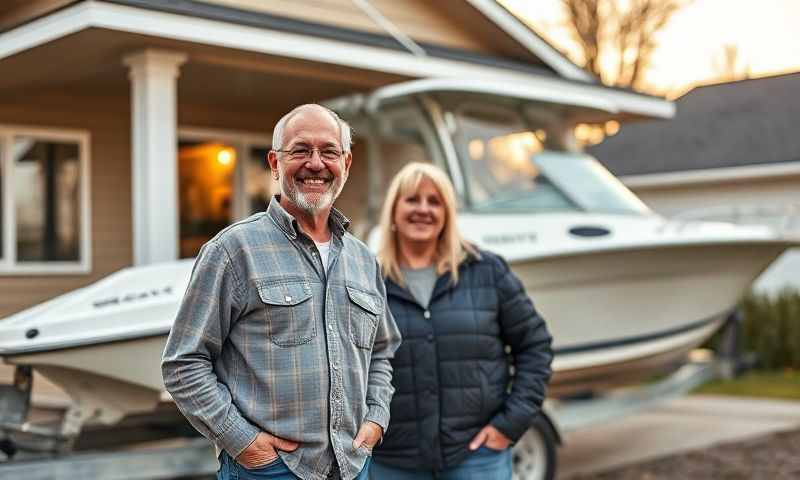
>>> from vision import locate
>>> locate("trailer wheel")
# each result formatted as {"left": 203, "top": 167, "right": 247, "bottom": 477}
{"left": 512, "top": 417, "right": 557, "bottom": 480}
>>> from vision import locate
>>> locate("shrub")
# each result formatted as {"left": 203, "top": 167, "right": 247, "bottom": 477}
{"left": 737, "top": 288, "right": 800, "bottom": 370}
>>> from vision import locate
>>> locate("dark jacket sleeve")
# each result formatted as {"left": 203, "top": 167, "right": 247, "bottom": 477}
{"left": 488, "top": 253, "right": 554, "bottom": 441}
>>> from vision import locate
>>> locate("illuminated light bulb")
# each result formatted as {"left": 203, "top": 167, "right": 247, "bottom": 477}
{"left": 574, "top": 123, "right": 591, "bottom": 141}
{"left": 217, "top": 149, "right": 233, "bottom": 166}
{"left": 605, "top": 120, "right": 620, "bottom": 136}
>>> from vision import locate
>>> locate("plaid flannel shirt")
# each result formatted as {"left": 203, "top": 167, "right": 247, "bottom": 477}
{"left": 162, "top": 196, "right": 401, "bottom": 480}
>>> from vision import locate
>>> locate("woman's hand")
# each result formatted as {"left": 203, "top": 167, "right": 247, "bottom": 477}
{"left": 469, "top": 424, "right": 512, "bottom": 451}
{"left": 237, "top": 432, "right": 299, "bottom": 468}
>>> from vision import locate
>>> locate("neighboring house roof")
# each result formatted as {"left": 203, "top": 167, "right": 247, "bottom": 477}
{"left": 589, "top": 72, "right": 800, "bottom": 177}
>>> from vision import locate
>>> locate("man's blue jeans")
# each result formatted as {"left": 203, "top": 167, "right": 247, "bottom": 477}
{"left": 217, "top": 451, "right": 371, "bottom": 480}
{"left": 369, "top": 447, "right": 513, "bottom": 480}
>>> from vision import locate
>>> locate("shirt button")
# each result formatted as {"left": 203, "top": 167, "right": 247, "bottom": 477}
{"left": 427, "top": 334, "right": 434, "bottom": 342}
{"left": 329, "top": 323, "right": 335, "bottom": 330}
{"left": 285, "top": 295, "right": 292, "bottom": 303}
{"left": 423, "top": 310, "right": 431, "bottom": 319}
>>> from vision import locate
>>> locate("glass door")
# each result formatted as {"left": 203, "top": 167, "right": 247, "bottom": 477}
{"left": 177, "top": 140, "right": 237, "bottom": 258}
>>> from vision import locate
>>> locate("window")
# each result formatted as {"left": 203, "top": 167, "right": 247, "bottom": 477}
{"left": 177, "top": 128, "right": 274, "bottom": 258}
{"left": 0, "top": 127, "right": 90, "bottom": 274}
{"left": 447, "top": 105, "right": 648, "bottom": 215}
{"left": 245, "top": 145, "right": 278, "bottom": 216}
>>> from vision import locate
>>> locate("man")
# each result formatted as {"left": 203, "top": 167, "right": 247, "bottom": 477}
{"left": 162, "top": 104, "right": 401, "bottom": 480}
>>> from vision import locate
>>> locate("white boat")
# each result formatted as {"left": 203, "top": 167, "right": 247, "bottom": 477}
{"left": 0, "top": 79, "right": 797, "bottom": 443}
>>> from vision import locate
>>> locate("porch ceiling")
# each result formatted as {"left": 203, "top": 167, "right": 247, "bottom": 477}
{"left": 0, "top": 27, "right": 403, "bottom": 111}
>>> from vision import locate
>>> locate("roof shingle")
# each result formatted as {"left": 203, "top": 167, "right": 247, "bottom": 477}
{"left": 588, "top": 72, "right": 800, "bottom": 176}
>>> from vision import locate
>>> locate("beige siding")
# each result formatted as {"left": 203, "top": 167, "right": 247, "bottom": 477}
{"left": 0, "top": 0, "right": 73, "bottom": 31}
{"left": 0, "top": 92, "right": 132, "bottom": 318}
{"left": 204, "top": 0, "right": 495, "bottom": 53}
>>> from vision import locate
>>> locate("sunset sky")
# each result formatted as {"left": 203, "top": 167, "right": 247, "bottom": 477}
{"left": 501, "top": 0, "right": 800, "bottom": 96}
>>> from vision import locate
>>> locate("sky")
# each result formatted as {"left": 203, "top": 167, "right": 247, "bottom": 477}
{"left": 500, "top": 0, "right": 800, "bottom": 96}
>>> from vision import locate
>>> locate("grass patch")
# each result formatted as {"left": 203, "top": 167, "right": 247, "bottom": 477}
{"left": 693, "top": 370, "right": 800, "bottom": 401}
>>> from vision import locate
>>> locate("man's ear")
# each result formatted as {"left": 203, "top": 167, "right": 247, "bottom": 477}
{"left": 267, "top": 150, "right": 279, "bottom": 175}
{"left": 343, "top": 151, "right": 353, "bottom": 176}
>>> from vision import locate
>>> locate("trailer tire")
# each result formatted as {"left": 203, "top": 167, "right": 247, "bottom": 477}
{"left": 512, "top": 417, "right": 557, "bottom": 480}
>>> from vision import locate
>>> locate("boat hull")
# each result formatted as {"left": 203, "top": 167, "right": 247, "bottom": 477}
{"left": 511, "top": 242, "right": 786, "bottom": 396}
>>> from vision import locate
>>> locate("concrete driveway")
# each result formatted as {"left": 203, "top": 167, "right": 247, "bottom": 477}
{"left": 556, "top": 394, "right": 800, "bottom": 478}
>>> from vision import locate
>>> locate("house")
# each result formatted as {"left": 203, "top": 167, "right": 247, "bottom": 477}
{"left": 589, "top": 72, "right": 800, "bottom": 292}
{"left": 0, "top": 0, "right": 672, "bottom": 317}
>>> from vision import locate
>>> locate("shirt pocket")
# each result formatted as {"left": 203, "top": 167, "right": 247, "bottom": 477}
{"left": 346, "top": 285, "right": 380, "bottom": 349}
{"left": 257, "top": 281, "right": 316, "bottom": 347}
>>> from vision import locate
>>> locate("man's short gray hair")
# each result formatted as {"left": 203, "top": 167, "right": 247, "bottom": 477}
{"left": 272, "top": 104, "right": 353, "bottom": 153}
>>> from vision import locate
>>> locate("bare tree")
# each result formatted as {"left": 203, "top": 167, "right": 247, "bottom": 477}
{"left": 557, "top": 0, "right": 690, "bottom": 92}
{"left": 712, "top": 44, "right": 751, "bottom": 81}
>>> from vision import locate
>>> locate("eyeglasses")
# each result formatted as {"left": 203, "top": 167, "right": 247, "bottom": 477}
{"left": 274, "top": 146, "right": 344, "bottom": 161}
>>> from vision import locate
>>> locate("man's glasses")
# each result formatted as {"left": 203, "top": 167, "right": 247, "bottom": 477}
{"left": 274, "top": 146, "right": 344, "bottom": 161}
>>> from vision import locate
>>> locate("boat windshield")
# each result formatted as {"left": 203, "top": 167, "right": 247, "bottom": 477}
{"left": 447, "top": 104, "right": 650, "bottom": 215}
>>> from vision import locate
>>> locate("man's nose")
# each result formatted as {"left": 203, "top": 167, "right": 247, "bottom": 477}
{"left": 304, "top": 150, "right": 325, "bottom": 170}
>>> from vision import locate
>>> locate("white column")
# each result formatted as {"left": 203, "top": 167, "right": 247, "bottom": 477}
{"left": 123, "top": 49, "right": 187, "bottom": 265}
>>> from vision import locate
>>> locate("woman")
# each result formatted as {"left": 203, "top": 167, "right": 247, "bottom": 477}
{"left": 371, "top": 163, "right": 554, "bottom": 479}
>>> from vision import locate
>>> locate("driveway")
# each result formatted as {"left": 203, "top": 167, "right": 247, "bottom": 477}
{"left": 556, "top": 394, "right": 800, "bottom": 478}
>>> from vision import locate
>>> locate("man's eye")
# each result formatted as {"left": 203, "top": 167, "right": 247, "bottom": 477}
{"left": 290, "top": 148, "right": 310, "bottom": 157}
{"left": 321, "top": 150, "right": 341, "bottom": 159}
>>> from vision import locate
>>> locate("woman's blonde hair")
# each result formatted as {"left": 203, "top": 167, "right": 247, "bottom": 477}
{"left": 377, "top": 162, "right": 476, "bottom": 286}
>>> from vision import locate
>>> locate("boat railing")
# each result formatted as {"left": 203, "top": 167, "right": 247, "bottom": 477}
{"left": 659, "top": 203, "right": 800, "bottom": 234}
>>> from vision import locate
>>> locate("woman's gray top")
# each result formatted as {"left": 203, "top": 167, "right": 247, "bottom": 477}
{"left": 400, "top": 265, "right": 437, "bottom": 308}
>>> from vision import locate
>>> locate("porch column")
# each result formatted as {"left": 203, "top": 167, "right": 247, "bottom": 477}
{"left": 123, "top": 49, "right": 187, "bottom": 265}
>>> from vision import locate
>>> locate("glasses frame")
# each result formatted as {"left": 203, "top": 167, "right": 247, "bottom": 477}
{"left": 273, "top": 146, "right": 345, "bottom": 162}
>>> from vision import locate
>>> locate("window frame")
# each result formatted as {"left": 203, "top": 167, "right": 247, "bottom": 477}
{"left": 0, "top": 125, "right": 91, "bottom": 275}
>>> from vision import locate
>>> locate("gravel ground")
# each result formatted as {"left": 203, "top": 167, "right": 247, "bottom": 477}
{"left": 565, "top": 427, "right": 800, "bottom": 480}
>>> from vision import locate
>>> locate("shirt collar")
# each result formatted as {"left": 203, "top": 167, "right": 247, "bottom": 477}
{"left": 266, "top": 195, "right": 351, "bottom": 240}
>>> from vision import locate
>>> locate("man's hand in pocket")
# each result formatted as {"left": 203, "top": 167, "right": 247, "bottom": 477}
{"left": 352, "top": 421, "right": 383, "bottom": 452}
{"left": 237, "top": 432, "right": 299, "bottom": 468}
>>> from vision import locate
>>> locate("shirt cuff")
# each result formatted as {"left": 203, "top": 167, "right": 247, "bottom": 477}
{"left": 365, "top": 404, "right": 390, "bottom": 433}
{"left": 216, "top": 414, "right": 261, "bottom": 458}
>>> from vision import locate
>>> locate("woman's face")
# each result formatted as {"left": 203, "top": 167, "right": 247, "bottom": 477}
{"left": 393, "top": 178, "right": 446, "bottom": 248}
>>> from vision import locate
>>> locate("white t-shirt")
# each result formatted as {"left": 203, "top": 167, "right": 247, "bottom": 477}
{"left": 315, "top": 240, "right": 331, "bottom": 274}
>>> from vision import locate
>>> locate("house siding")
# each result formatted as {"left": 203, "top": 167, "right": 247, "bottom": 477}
{"left": 0, "top": 0, "right": 74, "bottom": 31}
{"left": 201, "top": 0, "right": 497, "bottom": 54}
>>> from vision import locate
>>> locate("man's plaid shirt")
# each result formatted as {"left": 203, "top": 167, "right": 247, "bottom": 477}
{"left": 162, "top": 196, "right": 402, "bottom": 480}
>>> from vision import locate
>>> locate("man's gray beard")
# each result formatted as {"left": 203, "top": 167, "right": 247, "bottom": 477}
{"left": 280, "top": 173, "right": 347, "bottom": 215}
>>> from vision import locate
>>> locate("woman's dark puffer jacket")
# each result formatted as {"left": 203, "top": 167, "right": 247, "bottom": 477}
{"left": 373, "top": 249, "right": 553, "bottom": 471}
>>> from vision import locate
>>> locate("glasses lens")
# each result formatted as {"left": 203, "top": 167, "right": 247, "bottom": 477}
{"left": 321, "top": 149, "right": 341, "bottom": 160}
{"left": 289, "top": 148, "right": 309, "bottom": 159}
